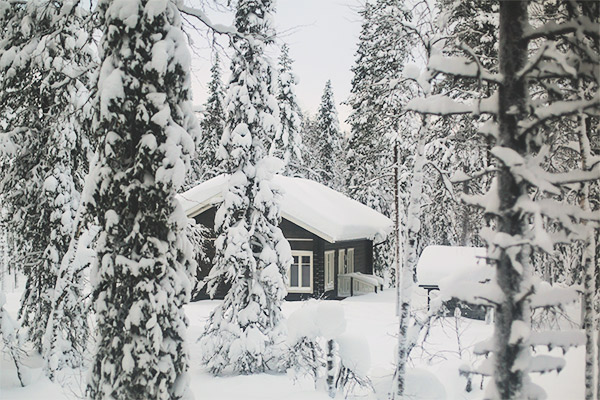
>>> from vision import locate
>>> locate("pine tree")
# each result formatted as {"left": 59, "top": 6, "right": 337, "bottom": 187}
{"left": 0, "top": 0, "right": 93, "bottom": 372}
{"left": 345, "top": 0, "right": 414, "bottom": 285}
{"left": 311, "top": 80, "right": 343, "bottom": 190}
{"left": 199, "top": 0, "right": 292, "bottom": 375}
{"left": 191, "top": 52, "right": 226, "bottom": 185}
{"left": 274, "top": 44, "right": 304, "bottom": 177}
{"left": 86, "top": 0, "right": 198, "bottom": 397}
{"left": 300, "top": 113, "right": 323, "bottom": 182}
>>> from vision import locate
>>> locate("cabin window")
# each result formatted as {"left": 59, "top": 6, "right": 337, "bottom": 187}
{"left": 289, "top": 250, "right": 313, "bottom": 293}
{"left": 347, "top": 248, "right": 355, "bottom": 273}
{"left": 325, "top": 250, "right": 335, "bottom": 290}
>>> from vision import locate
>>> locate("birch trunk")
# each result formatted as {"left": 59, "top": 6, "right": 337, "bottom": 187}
{"left": 394, "top": 126, "right": 426, "bottom": 399}
{"left": 326, "top": 339, "right": 336, "bottom": 398}
{"left": 493, "top": 2, "right": 532, "bottom": 398}
{"left": 578, "top": 102, "right": 597, "bottom": 400}
{"left": 394, "top": 140, "right": 402, "bottom": 317}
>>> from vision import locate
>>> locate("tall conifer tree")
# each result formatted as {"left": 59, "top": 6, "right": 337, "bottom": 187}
{"left": 0, "top": 0, "right": 93, "bottom": 373}
{"left": 199, "top": 0, "right": 292, "bottom": 375}
{"left": 311, "top": 80, "right": 343, "bottom": 190}
{"left": 87, "top": 0, "right": 198, "bottom": 397}
{"left": 192, "top": 53, "right": 226, "bottom": 184}
{"left": 274, "top": 44, "right": 303, "bottom": 176}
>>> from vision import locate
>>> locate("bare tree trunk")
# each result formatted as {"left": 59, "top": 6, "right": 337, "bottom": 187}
{"left": 394, "top": 128, "right": 426, "bottom": 399}
{"left": 493, "top": 3, "right": 532, "bottom": 398}
{"left": 394, "top": 140, "right": 401, "bottom": 317}
{"left": 460, "top": 181, "right": 470, "bottom": 246}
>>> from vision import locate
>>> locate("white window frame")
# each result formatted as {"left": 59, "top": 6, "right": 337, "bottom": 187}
{"left": 288, "top": 250, "right": 313, "bottom": 293}
{"left": 324, "top": 250, "right": 335, "bottom": 291}
{"left": 347, "top": 248, "right": 355, "bottom": 273}
{"left": 338, "top": 249, "right": 346, "bottom": 274}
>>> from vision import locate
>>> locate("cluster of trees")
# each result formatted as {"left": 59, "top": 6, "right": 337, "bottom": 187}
{"left": 0, "top": 0, "right": 598, "bottom": 399}
{"left": 381, "top": 0, "right": 599, "bottom": 398}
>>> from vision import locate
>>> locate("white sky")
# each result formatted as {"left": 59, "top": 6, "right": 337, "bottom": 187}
{"left": 187, "top": 0, "right": 364, "bottom": 132}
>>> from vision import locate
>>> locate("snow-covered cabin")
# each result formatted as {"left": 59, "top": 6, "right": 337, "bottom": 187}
{"left": 416, "top": 245, "right": 490, "bottom": 319}
{"left": 178, "top": 175, "right": 392, "bottom": 300}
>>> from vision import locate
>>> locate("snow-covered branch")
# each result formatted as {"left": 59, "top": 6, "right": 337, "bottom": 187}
{"left": 449, "top": 166, "right": 499, "bottom": 184}
{"left": 178, "top": 5, "right": 239, "bottom": 36}
{"left": 428, "top": 54, "right": 502, "bottom": 84}
{"left": 523, "top": 16, "right": 600, "bottom": 42}
{"left": 520, "top": 97, "right": 600, "bottom": 135}
{"left": 406, "top": 93, "right": 498, "bottom": 116}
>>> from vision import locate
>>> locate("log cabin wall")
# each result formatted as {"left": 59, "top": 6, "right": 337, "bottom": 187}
{"left": 192, "top": 206, "right": 375, "bottom": 300}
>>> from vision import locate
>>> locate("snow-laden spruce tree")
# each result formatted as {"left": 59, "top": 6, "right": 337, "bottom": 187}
{"left": 408, "top": 1, "right": 599, "bottom": 398}
{"left": 191, "top": 52, "right": 226, "bottom": 185}
{"left": 345, "top": 0, "right": 415, "bottom": 286}
{"left": 274, "top": 44, "right": 304, "bottom": 177}
{"left": 0, "top": 0, "right": 94, "bottom": 375}
{"left": 199, "top": 0, "right": 292, "bottom": 375}
{"left": 86, "top": 0, "right": 198, "bottom": 397}
{"left": 307, "top": 80, "right": 344, "bottom": 190}
{"left": 416, "top": 0, "right": 498, "bottom": 251}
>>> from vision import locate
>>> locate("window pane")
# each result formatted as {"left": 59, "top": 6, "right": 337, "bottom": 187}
{"left": 290, "top": 264, "right": 298, "bottom": 287}
{"left": 348, "top": 249, "right": 354, "bottom": 273}
{"left": 293, "top": 255, "right": 299, "bottom": 264}
{"left": 302, "top": 265, "right": 310, "bottom": 287}
{"left": 302, "top": 255, "right": 310, "bottom": 265}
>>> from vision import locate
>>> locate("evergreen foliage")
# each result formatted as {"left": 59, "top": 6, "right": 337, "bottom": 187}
{"left": 191, "top": 53, "right": 226, "bottom": 186}
{"left": 86, "top": 0, "right": 198, "bottom": 397}
{"left": 310, "top": 80, "right": 343, "bottom": 190}
{"left": 0, "top": 0, "right": 94, "bottom": 374}
{"left": 199, "top": 0, "right": 292, "bottom": 375}
{"left": 345, "top": 0, "right": 414, "bottom": 285}
{"left": 274, "top": 44, "right": 304, "bottom": 177}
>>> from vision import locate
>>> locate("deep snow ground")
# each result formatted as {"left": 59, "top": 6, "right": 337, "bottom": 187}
{"left": 1, "top": 288, "right": 585, "bottom": 399}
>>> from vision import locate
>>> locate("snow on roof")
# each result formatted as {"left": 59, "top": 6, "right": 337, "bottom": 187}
{"left": 177, "top": 174, "right": 393, "bottom": 243}
{"left": 416, "top": 245, "right": 487, "bottom": 286}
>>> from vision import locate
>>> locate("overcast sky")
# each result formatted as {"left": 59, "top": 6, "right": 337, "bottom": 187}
{"left": 187, "top": 0, "right": 364, "bottom": 132}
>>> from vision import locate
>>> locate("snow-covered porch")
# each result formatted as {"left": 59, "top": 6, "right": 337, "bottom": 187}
{"left": 337, "top": 272, "right": 384, "bottom": 298}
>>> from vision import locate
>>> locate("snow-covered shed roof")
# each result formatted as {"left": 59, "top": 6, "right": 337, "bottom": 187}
{"left": 178, "top": 174, "right": 392, "bottom": 244}
{"left": 416, "top": 245, "right": 487, "bottom": 287}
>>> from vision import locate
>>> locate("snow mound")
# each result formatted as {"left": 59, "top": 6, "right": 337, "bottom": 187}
{"left": 416, "top": 245, "right": 487, "bottom": 287}
{"left": 404, "top": 368, "right": 447, "bottom": 399}
{"left": 337, "top": 333, "right": 371, "bottom": 376}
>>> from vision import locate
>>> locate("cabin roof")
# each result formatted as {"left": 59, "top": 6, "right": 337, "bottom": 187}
{"left": 416, "top": 245, "right": 487, "bottom": 286}
{"left": 178, "top": 174, "right": 392, "bottom": 244}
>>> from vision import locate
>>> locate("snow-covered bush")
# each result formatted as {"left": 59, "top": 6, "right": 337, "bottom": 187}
{"left": 336, "top": 334, "right": 373, "bottom": 397}
{"left": 285, "top": 301, "right": 373, "bottom": 398}
{"left": 285, "top": 300, "right": 325, "bottom": 384}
